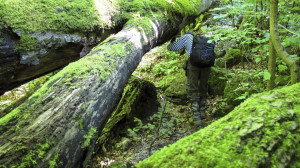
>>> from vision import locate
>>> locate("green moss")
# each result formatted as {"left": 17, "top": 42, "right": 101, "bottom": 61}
{"left": 14, "top": 140, "right": 54, "bottom": 168}
{"left": 118, "top": 0, "right": 203, "bottom": 35}
{"left": 120, "top": 0, "right": 198, "bottom": 17}
{"left": 1, "top": 0, "right": 200, "bottom": 34}
{"left": 99, "top": 78, "right": 141, "bottom": 136}
{"left": 0, "top": 0, "right": 5, "bottom": 30}
{"left": 15, "top": 33, "right": 37, "bottom": 52}
{"left": 223, "top": 69, "right": 265, "bottom": 107}
{"left": 0, "top": 108, "right": 24, "bottom": 133}
{"left": 76, "top": 118, "right": 84, "bottom": 130}
{"left": 208, "top": 67, "right": 227, "bottom": 95}
{"left": 82, "top": 102, "right": 88, "bottom": 110}
{"left": 136, "top": 83, "right": 300, "bottom": 167}
{"left": 48, "top": 153, "right": 60, "bottom": 168}
{"left": 1, "top": 0, "right": 100, "bottom": 33}
{"left": 82, "top": 126, "right": 97, "bottom": 148}
{"left": 225, "top": 48, "right": 242, "bottom": 67}
{"left": 125, "top": 16, "right": 154, "bottom": 34}
{"left": 97, "top": 77, "right": 155, "bottom": 146}
{"left": 164, "top": 70, "right": 188, "bottom": 100}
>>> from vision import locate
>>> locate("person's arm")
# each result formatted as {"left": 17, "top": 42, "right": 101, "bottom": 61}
{"left": 167, "top": 35, "right": 188, "bottom": 51}
{"left": 167, "top": 34, "right": 193, "bottom": 56}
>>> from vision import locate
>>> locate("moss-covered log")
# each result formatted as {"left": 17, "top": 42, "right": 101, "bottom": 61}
{"left": 136, "top": 83, "right": 300, "bottom": 168}
{"left": 0, "top": 0, "right": 123, "bottom": 95}
{"left": 0, "top": 0, "right": 215, "bottom": 167}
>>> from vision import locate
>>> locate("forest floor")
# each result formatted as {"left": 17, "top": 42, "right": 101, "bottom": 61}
{"left": 91, "top": 44, "right": 224, "bottom": 168}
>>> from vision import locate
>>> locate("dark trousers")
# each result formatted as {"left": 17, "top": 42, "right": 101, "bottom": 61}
{"left": 186, "top": 59, "right": 211, "bottom": 104}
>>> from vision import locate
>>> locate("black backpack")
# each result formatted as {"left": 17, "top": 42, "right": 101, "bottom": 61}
{"left": 190, "top": 35, "right": 216, "bottom": 67}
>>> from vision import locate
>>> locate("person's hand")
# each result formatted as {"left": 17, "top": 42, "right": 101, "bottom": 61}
{"left": 171, "top": 37, "right": 176, "bottom": 43}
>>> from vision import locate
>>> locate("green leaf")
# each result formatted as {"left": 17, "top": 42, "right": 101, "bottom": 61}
{"left": 264, "top": 33, "right": 270, "bottom": 39}
{"left": 278, "top": 64, "right": 288, "bottom": 72}
{"left": 263, "top": 70, "right": 271, "bottom": 81}
{"left": 235, "top": 94, "right": 246, "bottom": 100}
{"left": 255, "top": 58, "right": 261, "bottom": 63}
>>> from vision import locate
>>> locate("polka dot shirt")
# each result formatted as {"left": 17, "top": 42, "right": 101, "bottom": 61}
{"left": 167, "top": 34, "right": 193, "bottom": 57}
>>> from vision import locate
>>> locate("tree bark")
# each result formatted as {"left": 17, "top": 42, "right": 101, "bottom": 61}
{"left": 270, "top": 0, "right": 299, "bottom": 84}
{"left": 0, "top": 0, "right": 215, "bottom": 167}
{"left": 267, "top": 39, "right": 276, "bottom": 90}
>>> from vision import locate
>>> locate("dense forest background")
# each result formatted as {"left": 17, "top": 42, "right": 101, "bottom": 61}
{"left": 0, "top": 0, "right": 299, "bottom": 167}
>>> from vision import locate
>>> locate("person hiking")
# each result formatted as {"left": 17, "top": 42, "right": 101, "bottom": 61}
{"left": 167, "top": 31, "right": 215, "bottom": 127}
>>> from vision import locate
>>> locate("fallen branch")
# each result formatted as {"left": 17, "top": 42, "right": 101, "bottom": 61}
{"left": 148, "top": 94, "right": 168, "bottom": 157}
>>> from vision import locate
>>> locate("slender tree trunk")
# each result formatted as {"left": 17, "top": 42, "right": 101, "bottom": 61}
{"left": 230, "top": 0, "right": 235, "bottom": 27}
{"left": 270, "top": 0, "right": 299, "bottom": 84}
{"left": 268, "top": 39, "right": 276, "bottom": 90}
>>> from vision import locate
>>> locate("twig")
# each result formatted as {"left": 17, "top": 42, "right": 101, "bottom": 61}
{"left": 224, "top": 55, "right": 240, "bottom": 97}
{"left": 278, "top": 24, "right": 300, "bottom": 36}
{"left": 148, "top": 94, "right": 168, "bottom": 156}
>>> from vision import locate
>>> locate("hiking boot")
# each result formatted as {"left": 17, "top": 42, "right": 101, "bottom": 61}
{"left": 199, "top": 97, "right": 207, "bottom": 119}
{"left": 191, "top": 101, "right": 202, "bottom": 127}
{"left": 200, "top": 106, "right": 207, "bottom": 119}
{"left": 191, "top": 101, "right": 200, "bottom": 112}
{"left": 199, "top": 97, "right": 206, "bottom": 107}
{"left": 193, "top": 112, "right": 202, "bottom": 127}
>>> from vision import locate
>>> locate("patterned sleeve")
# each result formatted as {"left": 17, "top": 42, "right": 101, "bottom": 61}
{"left": 167, "top": 34, "right": 193, "bottom": 56}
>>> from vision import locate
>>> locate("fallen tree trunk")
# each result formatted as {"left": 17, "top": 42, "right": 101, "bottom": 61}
{"left": 136, "top": 83, "right": 300, "bottom": 167}
{"left": 0, "top": 0, "right": 122, "bottom": 95}
{"left": 0, "top": 0, "right": 215, "bottom": 167}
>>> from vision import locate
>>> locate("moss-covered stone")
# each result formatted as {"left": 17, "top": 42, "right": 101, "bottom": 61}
{"left": 136, "top": 83, "right": 300, "bottom": 167}
{"left": 215, "top": 57, "right": 226, "bottom": 68}
{"left": 275, "top": 75, "right": 290, "bottom": 86}
{"left": 15, "top": 33, "right": 37, "bottom": 52}
{"left": 164, "top": 70, "right": 188, "bottom": 104}
{"left": 225, "top": 48, "right": 242, "bottom": 68}
{"left": 208, "top": 67, "right": 227, "bottom": 96}
{"left": 223, "top": 69, "right": 265, "bottom": 107}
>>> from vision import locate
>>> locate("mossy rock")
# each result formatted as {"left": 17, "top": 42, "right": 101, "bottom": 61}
{"left": 164, "top": 70, "right": 188, "bottom": 104}
{"left": 214, "top": 57, "right": 226, "bottom": 68}
{"left": 208, "top": 67, "right": 227, "bottom": 96}
{"left": 136, "top": 83, "right": 300, "bottom": 167}
{"left": 223, "top": 70, "right": 264, "bottom": 107}
{"left": 225, "top": 48, "right": 242, "bottom": 68}
{"left": 275, "top": 75, "right": 290, "bottom": 86}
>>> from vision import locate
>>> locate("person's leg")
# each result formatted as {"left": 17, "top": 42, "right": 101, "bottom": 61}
{"left": 187, "top": 61, "right": 201, "bottom": 126}
{"left": 198, "top": 67, "right": 211, "bottom": 119}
